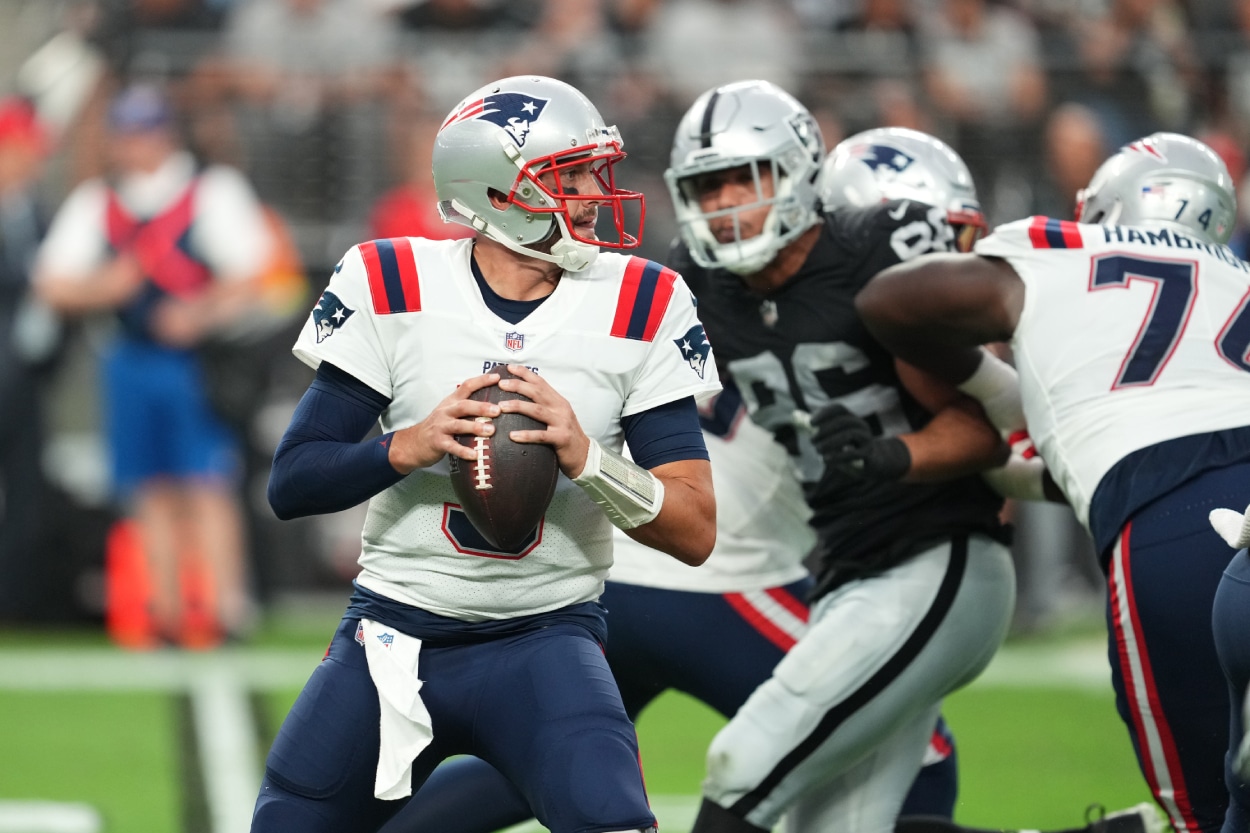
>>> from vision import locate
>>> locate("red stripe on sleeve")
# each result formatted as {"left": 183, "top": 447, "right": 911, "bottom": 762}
{"left": 390, "top": 237, "right": 422, "bottom": 312}
{"left": 358, "top": 241, "right": 389, "bottom": 314}
{"left": 611, "top": 257, "right": 647, "bottom": 338}
{"left": 1027, "top": 216, "right": 1051, "bottom": 249}
{"left": 1059, "top": 220, "right": 1083, "bottom": 249}
{"left": 640, "top": 267, "right": 679, "bottom": 342}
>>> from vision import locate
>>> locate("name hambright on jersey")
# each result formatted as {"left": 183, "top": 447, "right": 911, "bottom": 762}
{"left": 1099, "top": 223, "right": 1250, "bottom": 270}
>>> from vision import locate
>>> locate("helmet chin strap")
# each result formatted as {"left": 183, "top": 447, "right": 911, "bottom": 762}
{"left": 475, "top": 209, "right": 600, "bottom": 272}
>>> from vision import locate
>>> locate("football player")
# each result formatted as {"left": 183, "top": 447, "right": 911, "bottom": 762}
{"left": 664, "top": 79, "right": 1008, "bottom": 833}
{"left": 250, "top": 75, "right": 720, "bottom": 833}
{"left": 858, "top": 132, "right": 1250, "bottom": 833}
{"left": 667, "top": 81, "right": 1160, "bottom": 833}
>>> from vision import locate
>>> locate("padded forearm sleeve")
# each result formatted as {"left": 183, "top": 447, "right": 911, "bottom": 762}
{"left": 573, "top": 438, "right": 665, "bottom": 530}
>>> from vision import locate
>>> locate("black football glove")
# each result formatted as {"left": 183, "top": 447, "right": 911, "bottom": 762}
{"left": 810, "top": 403, "right": 911, "bottom": 482}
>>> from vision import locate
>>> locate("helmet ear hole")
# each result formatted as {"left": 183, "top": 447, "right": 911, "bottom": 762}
{"left": 486, "top": 188, "right": 509, "bottom": 209}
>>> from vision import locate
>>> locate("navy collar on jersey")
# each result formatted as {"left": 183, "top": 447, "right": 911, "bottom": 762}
{"left": 471, "top": 254, "right": 551, "bottom": 325}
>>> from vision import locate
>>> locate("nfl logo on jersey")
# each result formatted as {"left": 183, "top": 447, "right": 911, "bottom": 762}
{"left": 505, "top": 331, "right": 525, "bottom": 352}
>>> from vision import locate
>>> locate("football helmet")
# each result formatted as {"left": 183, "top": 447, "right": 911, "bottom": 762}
{"left": 664, "top": 80, "right": 825, "bottom": 275}
{"left": 818, "top": 127, "right": 987, "bottom": 252}
{"left": 1076, "top": 132, "right": 1236, "bottom": 245}
{"left": 433, "top": 75, "right": 644, "bottom": 272}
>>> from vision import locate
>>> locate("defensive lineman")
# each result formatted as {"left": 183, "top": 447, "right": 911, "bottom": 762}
{"left": 663, "top": 80, "right": 1015, "bottom": 833}
{"left": 251, "top": 75, "right": 720, "bottom": 833}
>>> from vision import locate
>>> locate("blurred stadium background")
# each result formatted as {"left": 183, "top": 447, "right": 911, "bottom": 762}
{"left": 0, "top": 0, "right": 1242, "bottom": 829}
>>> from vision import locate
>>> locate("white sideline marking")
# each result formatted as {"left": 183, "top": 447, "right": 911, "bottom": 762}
{"left": 0, "top": 648, "right": 320, "bottom": 690}
{"left": 0, "top": 802, "right": 102, "bottom": 833}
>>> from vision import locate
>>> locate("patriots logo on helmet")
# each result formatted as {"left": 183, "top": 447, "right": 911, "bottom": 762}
{"left": 675, "top": 324, "right": 712, "bottom": 379}
{"left": 443, "top": 93, "right": 550, "bottom": 148}
{"left": 1127, "top": 140, "right": 1166, "bottom": 161}
{"left": 312, "top": 290, "right": 355, "bottom": 343}
{"left": 853, "top": 144, "right": 916, "bottom": 175}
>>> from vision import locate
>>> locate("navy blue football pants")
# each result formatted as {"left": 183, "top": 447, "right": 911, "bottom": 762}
{"left": 251, "top": 616, "right": 655, "bottom": 833}
{"left": 383, "top": 579, "right": 958, "bottom": 833}
{"left": 1104, "top": 462, "right": 1250, "bottom": 833}
{"left": 1213, "top": 548, "right": 1250, "bottom": 833}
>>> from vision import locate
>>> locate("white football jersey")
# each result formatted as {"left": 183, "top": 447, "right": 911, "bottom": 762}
{"left": 977, "top": 217, "right": 1250, "bottom": 527}
{"left": 292, "top": 237, "right": 720, "bottom": 621}
{"left": 608, "top": 402, "right": 813, "bottom": 593}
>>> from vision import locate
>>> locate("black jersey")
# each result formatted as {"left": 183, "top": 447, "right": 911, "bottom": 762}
{"left": 675, "top": 200, "right": 1007, "bottom": 600}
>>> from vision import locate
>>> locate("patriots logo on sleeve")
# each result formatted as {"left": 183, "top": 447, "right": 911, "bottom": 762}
{"left": 441, "top": 93, "right": 549, "bottom": 148}
{"left": 675, "top": 324, "right": 712, "bottom": 379}
{"left": 313, "top": 290, "right": 355, "bottom": 343}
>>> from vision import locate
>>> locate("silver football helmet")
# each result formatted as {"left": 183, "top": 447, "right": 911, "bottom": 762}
{"left": 433, "top": 75, "right": 644, "bottom": 272}
{"left": 818, "top": 127, "right": 987, "bottom": 252}
{"left": 1076, "top": 132, "right": 1236, "bottom": 245}
{"left": 664, "top": 80, "right": 825, "bottom": 275}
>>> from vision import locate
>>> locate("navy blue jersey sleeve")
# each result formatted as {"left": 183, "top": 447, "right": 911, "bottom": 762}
{"left": 622, "top": 396, "right": 709, "bottom": 469}
{"left": 267, "top": 362, "right": 405, "bottom": 520}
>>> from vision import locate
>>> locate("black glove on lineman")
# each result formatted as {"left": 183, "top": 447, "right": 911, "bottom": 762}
{"left": 810, "top": 404, "right": 912, "bottom": 481}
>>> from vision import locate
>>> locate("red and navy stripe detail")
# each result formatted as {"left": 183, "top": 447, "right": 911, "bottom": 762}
{"left": 611, "top": 257, "right": 678, "bottom": 341}
{"left": 360, "top": 238, "right": 421, "bottom": 314}
{"left": 1028, "top": 216, "right": 1084, "bottom": 249}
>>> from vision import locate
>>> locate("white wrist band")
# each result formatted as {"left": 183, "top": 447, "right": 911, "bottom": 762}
{"left": 981, "top": 454, "right": 1046, "bottom": 501}
{"left": 957, "top": 349, "right": 1025, "bottom": 435}
{"left": 573, "top": 438, "right": 665, "bottom": 530}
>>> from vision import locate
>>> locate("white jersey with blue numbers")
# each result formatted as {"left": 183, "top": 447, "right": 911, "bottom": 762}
{"left": 292, "top": 236, "right": 721, "bottom": 621}
{"left": 977, "top": 216, "right": 1250, "bottom": 528}
{"left": 608, "top": 400, "right": 813, "bottom": 593}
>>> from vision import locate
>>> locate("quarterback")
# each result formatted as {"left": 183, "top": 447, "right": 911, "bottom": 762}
{"left": 859, "top": 132, "right": 1250, "bottom": 833}
{"left": 249, "top": 75, "right": 719, "bottom": 833}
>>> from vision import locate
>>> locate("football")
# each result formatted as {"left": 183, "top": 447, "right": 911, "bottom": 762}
{"left": 448, "top": 367, "right": 559, "bottom": 551}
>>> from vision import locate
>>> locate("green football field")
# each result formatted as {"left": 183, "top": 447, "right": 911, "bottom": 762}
{"left": 0, "top": 609, "right": 1156, "bottom": 833}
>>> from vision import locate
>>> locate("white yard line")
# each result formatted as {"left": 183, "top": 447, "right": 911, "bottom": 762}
{"left": 190, "top": 663, "right": 263, "bottom": 833}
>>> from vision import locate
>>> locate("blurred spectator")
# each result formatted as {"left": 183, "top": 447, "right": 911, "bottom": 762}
{"left": 220, "top": 0, "right": 403, "bottom": 225}
{"left": 0, "top": 97, "right": 62, "bottom": 621}
{"left": 806, "top": 0, "right": 933, "bottom": 142}
{"left": 640, "top": 0, "right": 804, "bottom": 105}
{"left": 1051, "top": 0, "right": 1197, "bottom": 149}
{"left": 32, "top": 83, "right": 271, "bottom": 648}
{"left": 920, "top": 0, "right": 1048, "bottom": 223}
{"left": 367, "top": 112, "right": 474, "bottom": 242}
{"left": 1033, "top": 101, "right": 1108, "bottom": 219}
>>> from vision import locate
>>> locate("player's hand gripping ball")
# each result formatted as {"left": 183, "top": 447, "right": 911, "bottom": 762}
{"left": 448, "top": 367, "right": 559, "bottom": 550}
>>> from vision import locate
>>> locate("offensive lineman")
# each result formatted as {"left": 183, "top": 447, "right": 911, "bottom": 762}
{"left": 665, "top": 80, "right": 1015, "bottom": 833}
{"left": 250, "top": 75, "right": 720, "bottom": 833}
{"left": 858, "top": 132, "right": 1250, "bottom": 833}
